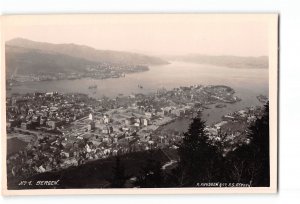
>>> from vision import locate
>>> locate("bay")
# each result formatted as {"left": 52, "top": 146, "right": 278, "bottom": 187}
{"left": 8, "top": 61, "right": 269, "bottom": 125}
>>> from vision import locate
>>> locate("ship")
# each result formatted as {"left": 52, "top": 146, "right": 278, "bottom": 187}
{"left": 88, "top": 85, "right": 97, "bottom": 89}
{"left": 215, "top": 104, "right": 227, "bottom": 108}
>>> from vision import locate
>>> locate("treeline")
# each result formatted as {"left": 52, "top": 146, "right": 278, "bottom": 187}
{"left": 110, "top": 102, "right": 270, "bottom": 188}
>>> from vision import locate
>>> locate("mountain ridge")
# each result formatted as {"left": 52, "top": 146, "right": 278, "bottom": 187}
{"left": 6, "top": 38, "right": 168, "bottom": 66}
{"left": 5, "top": 38, "right": 169, "bottom": 79}
{"left": 167, "top": 54, "right": 269, "bottom": 69}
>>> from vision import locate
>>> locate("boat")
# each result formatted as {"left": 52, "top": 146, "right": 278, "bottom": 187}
{"left": 215, "top": 104, "right": 227, "bottom": 108}
{"left": 88, "top": 85, "right": 97, "bottom": 89}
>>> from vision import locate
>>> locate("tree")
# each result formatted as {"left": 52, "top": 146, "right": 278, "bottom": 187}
{"left": 177, "top": 117, "right": 221, "bottom": 186}
{"left": 226, "top": 102, "right": 270, "bottom": 186}
{"left": 135, "top": 150, "right": 164, "bottom": 188}
{"left": 214, "top": 130, "right": 231, "bottom": 155}
{"left": 109, "top": 155, "right": 127, "bottom": 188}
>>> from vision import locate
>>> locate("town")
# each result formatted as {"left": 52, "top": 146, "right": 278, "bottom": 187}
{"left": 6, "top": 63, "right": 149, "bottom": 87}
{"left": 6, "top": 85, "right": 264, "bottom": 180}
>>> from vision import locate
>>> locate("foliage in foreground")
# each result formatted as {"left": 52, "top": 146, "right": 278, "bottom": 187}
{"left": 132, "top": 102, "right": 270, "bottom": 187}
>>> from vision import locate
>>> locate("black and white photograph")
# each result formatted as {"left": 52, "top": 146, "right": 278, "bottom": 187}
{"left": 1, "top": 14, "right": 278, "bottom": 195}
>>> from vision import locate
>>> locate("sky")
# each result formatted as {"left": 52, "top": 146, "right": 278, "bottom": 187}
{"left": 2, "top": 14, "right": 273, "bottom": 56}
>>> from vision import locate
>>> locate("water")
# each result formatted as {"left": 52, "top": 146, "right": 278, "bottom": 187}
{"left": 8, "top": 61, "right": 269, "bottom": 124}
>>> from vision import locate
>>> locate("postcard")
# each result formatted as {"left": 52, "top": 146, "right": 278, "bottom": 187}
{"left": 0, "top": 14, "right": 278, "bottom": 195}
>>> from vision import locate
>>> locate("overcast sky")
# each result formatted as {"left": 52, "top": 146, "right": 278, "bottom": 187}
{"left": 3, "top": 14, "right": 272, "bottom": 56}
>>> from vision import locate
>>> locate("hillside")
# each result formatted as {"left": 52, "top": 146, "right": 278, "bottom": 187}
{"left": 6, "top": 45, "right": 99, "bottom": 75}
{"left": 6, "top": 38, "right": 168, "bottom": 67}
{"left": 7, "top": 149, "right": 173, "bottom": 189}
{"left": 171, "top": 55, "right": 268, "bottom": 69}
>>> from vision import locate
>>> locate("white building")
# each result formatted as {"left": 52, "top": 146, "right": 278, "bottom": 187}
{"left": 143, "top": 118, "right": 149, "bottom": 126}
{"left": 89, "top": 113, "right": 94, "bottom": 121}
{"left": 103, "top": 115, "right": 109, "bottom": 124}
{"left": 145, "top": 112, "right": 152, "bottom": 118}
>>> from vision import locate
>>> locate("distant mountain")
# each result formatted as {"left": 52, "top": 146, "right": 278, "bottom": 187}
{"left": 6, "top": 38, "right": 168, "bottom": 67}
{"left": 170, "top": 55, "right": 268, "bottom": 69}
{"left": 6, "top": 45, "right": 99, "bottom": 75}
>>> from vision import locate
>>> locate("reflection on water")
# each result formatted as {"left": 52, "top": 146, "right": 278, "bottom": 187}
{"left": 8, "top": 61, "right": 269, "bottom": 125}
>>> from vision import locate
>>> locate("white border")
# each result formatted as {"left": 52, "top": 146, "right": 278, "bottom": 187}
{"left": 0, "top": 13, "right": 278, "bottom": 196}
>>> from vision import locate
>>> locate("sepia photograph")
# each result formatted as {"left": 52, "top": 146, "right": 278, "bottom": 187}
{"left": 1, "top": 14, "right": 278, "bottom": 195}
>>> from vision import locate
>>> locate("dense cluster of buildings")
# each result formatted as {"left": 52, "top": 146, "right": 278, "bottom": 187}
{"left": 6, "top": 63, "right": 148, "bottom": 85}
{"left": 6, "top": 92, "right": 102, "bottom": 131}
{"left": 6, "top": 85, "right": 258, "bottom": 179}
{"left": 205, "top": 106, "right": 265, "bottom": 154}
